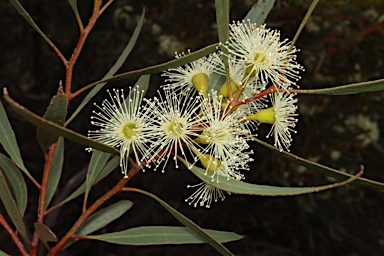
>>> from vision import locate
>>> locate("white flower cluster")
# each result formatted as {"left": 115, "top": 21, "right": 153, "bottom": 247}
{"left": 89, "top": 20, "right": 304, "bottom": 208}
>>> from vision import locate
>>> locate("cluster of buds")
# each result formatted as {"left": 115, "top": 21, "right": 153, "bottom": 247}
{"left": 88, "top": 20, "right": 304, "bottom": 208}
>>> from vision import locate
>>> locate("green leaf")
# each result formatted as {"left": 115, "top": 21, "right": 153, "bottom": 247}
{"left": 84, "top": 150, "right": 111, "bottom": 206}
{"left": 63, "top": 200, "right": 133, "bottom": 250}
{"left": 126, "top": 188, "right": 235, "bottom": 256}
{"left": 182, "top": 158, "right": 362, "bottom": 195}
{"left": 3, "top": 90, "right": 119, "bottom": 155}
{"left": 0, "top": 169, "right": 28, "bottom": 242}
{"left": 68, "top": 0, "right": 80, "bottom": 17}
{"left": 0, "top": 154, "right": 28, "bottom": 216}
{"left": 289, "top": 0, "right": 320, "bottom": 51}
{"left": 86, "top": 226, "right": 242, "bottom": 246}
{"left": 45, "top": 137, "right": 64, "bottom": 209}
{"left": 250, "top": 136, "right": 384, "bottom": 190}
{"left": 9, "top": 0, "right": 56, "bottom": 48}
{"left": 37, "top": 87, "right": 67, "bottom": 152}
{"left": 292, "top": 78, "right": 384, "bottom": 95}
{"left": 78, "top": 200, "right": 133, "bottom": 235}
{"left": 66, "top": 9, "right": 146, "bottom": 125}
{"left": 34, "top": 222, "right": 58, "bottom": 248}
{"left": 244, "top": 0, "right": 276, "bottom": 24}
{"left": 0, "top": 98, "right": 33, "bottom": 181}
{"left": 0, "top": 250, "right": 10, "bottom": 256}
{"left": 56, "top": 156, "right": 119, "bottom": 207}
{"left": 215, "top": 0, "right": 229, "bottom": 58}
{"left": 81, "top": 43, "right": 219, "bottom": 93}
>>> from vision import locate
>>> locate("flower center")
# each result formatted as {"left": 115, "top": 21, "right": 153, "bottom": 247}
{"left": 245, "top": 51, "right": 269, "bottom": 77}
{"left": 122, "top": 121, "right": 139, "bottom": 140}
{"left": 166, "top": 118, "right": 185, "bottom": 139}
{"left": 198, "top": 127, "right": 228, "bottom": 144}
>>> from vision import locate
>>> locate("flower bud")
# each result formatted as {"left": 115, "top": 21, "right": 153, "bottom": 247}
{"left": 246, "top": 107, "right": 275, "bottom": 124}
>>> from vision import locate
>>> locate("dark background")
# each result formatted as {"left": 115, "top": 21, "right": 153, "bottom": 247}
{"left": 1, "top": 0, "right": 384, "bottom": 255}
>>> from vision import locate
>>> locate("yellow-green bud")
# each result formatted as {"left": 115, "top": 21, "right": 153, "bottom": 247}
{"left": 199, "top": 154, "right": 221, "bottom": 173}
{"left": 218, "top": 79, "right": 239, "bottom": 97}
{"left": 246, "top": 107, "right": 275, "bottom": 124}
{"left": 191, "top": 73, "right": 209, "bottom": 98}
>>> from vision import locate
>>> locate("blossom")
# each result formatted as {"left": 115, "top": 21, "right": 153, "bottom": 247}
{"left": 88, "top": 88, "right": 156, "bottom": 177}
{"left": 144, "top": 88, "right": 203, "bottom": 172}
{"left": 185, "top": 182, "right": 229, "bottom": 208}
{"left": 162, "top": 51, "right": 217, "bottom": 97}
{"left": 247, "top": 91, "right": 298, "bottom": 151}
{"left": 227, "top": 21, "right": 304, "bottom": 87}
{"left": 195, "top": 91, "right": 253, "bottom": 179}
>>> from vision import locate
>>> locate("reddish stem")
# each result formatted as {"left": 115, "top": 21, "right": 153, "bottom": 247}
{"left": 30, "top": 143, "right": 57, "bottom": 255}
{"left": 0, "top": 214, "right": 28, "bottom": 256}
{"left": 65, "top": 0, "right": 102, "bottom": 101}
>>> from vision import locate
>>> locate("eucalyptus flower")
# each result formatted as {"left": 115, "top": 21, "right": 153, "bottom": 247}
{"left": 246, "top": 91, "right": 298, "bottom": 151}
{"left": 88, "top": 88, "right": 156, "bottom": 177}
{"left": 227, "top": 21, "right": 304, "bottom": 87}
{"left": 145, "top": 88, "right": 203, "bottom": 172}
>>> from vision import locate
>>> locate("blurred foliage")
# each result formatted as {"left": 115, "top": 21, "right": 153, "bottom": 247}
{"left": 1, "top": 0, "right": 384, "bottom": 255}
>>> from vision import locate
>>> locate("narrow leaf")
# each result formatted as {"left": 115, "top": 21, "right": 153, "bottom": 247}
{"left": 0, "top": 154, "right": 28, "bottom": 216}
{"left": 9, "top": 0, "right": 55, "bottom": 47}
{"left": 77, "top": 200, "right": 133, "bottom": 235}
{"left": 81, "top": 43, "right": 218, "bottom": 92}
{"left": 68, "top": 0, "right": 80, "bottom": 17}
{"left": 86, "top": 226, "right": 242, "bottom": 246}
{"left": 3, "top": 89, "right": 119, "bottom": 155}
{"left": 0, "top": 250, "right": 10, "bottom": 256}
{"left": 57, "top": 156, "right": 119, "bottom": 207}
{"left": 183, "top": 158, "right": 361, "bottom": 195}
{"left": 0, "top": 98, "right": 33, "bottom": 181}
{"left": 215, "top": 0, "right": 229, "bottom": 57}
{"left": 66, "top": 9, "right": 146, "bottom": 125}
{"left": 34, "top": 222, "right": 58, "bottom": 246}
{"left": 244, "top": 0, "right": 276, "bottom": 24}
{"left": 84, "top": 150, "right": 111, "bottom": 205}
{"left": 37, "top": 87, "right": 67, "bottom": 152}
{"left": 291, "top": 78, "right": 384, "bottom": 95}
{"left": 45, "top": 137, "right": 64, "bottom": 209}
{"left": 63, "top": 200, "right": 133, "bottom": 250}
{"left": 0, "top": 169, "right": 28, "bottom": 241}
{"left": 250, "top": 136, "right": 384, "bottom": 190}
{"left": 126, "top": 188, "right": 234, "bottom": 256}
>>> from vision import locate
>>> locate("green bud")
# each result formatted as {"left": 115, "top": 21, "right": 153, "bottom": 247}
{"left": 246, "top": 107, "right": 275, "bottom": 124}
{"left": 218, "top": 79, "right": 239, "bottom": 97}
{"left": 200, "top": 154, "right": 221, "bottom": 173}
{"left": 191, "top": 73, "right": 209, "bottom": 98}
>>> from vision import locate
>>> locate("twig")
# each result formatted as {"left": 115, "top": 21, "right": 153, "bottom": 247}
{"left": 0, "top": 214, "right": 28, "bottom": 256}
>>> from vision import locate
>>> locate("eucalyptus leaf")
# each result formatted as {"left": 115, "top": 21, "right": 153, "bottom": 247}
{"left": 0, "top": 98, "right": 33, "bottom": 181}
{"left": 250, "top": 135, "right": 384, "bottom": 190}
{"left": 37, "top": 87, "right": 67, "bottom": 152}
{"left": 9, "top": 0, "right": 58, "bottom": 52}
{"left": 82, "top": 43, "right": 219, "bottom": 92}
{"left": 0, "top": 250, "right": 10, "bottom": 256}
{"left": 0, "top": 169, "right": 28, "bottom": 242}
{"left": 182, "top": 158, "right": 361, "bottom": 195}
{"left": 34, "top": 222, "right": 58, "bottom": 246}
{"left": 126, "top": 188, "right": 234, "bottom": 256}
{"left": 3, "top": 90, "right": 119, "bottom": 155}
{"left": 84, "top": 150, "right": 111, "bottom": 206}
{"left": 215, "top": 0, "right": 229, "bottom": 58}
{"left": 85, "top": 226, "right": 242, "bottom": 246}
{"left": 66, "top": 9, "right": 146, "bottom": 125}
{"left": 45, "top": 137, "right": 64, "bottom": 209}
{"left": 292, "top": 78, "right": 384, "bottom": 95}
{"left": 63, "top": 200, "right": 133, "bottom": 249}
{"left": 244, "top": 0, "right": 276, "bottom": 25}
{"left": 0, "top": 154, "right": 28, "bottom": 216}
{"left": 68, "top": 0, "right": 80, "bottom": 18}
